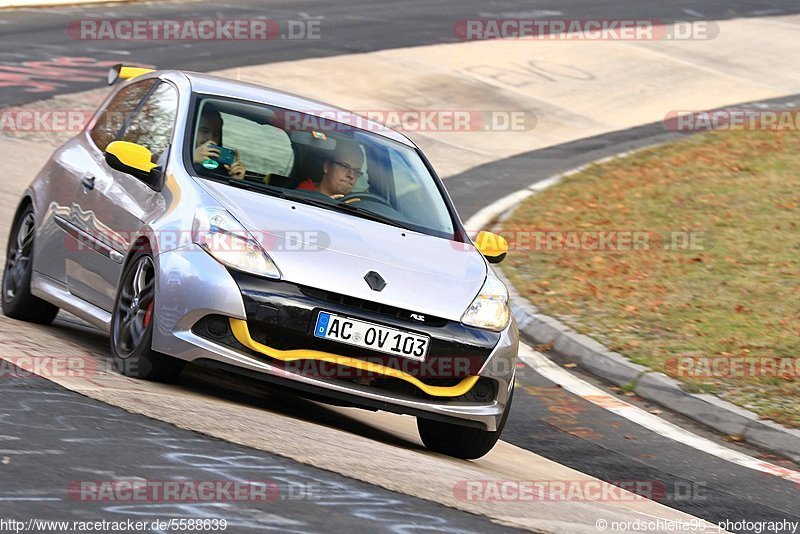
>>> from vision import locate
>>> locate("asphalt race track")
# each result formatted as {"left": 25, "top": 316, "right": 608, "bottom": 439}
{"left": 2, "top": 0, "right": 800, "bottom": 106}
{"left": 0, "top": 2, "right": 799, "bottom": 533}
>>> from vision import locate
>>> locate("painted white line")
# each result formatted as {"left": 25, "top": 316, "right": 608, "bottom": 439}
{"left": 478, "top": 10, "right": 564, "bottom": 18}
{"left": 622, "top": 44, "right": 788, "bottom": 93}
{"left": 0, "top": 497, "right": 61, "bottom": 501}
{"left": 0, "top": 450, "right": 64, "bottom": 454}
{"left": 464, "top": 158, "right": 800, "bottom": 484}
{"left": 747, "top": 18, "right": 800, "bottom": 29}
{"left": 748, "top": 9, "right": 787, "bottom": 16}
{"left": 84, "top": 48, "right": 131, "bottom": 56}
{"left": 519, "top": 343, "right": 800, "bottom": 485}
{"left": 682, "top": 9, "right": 705, "bottom": 17}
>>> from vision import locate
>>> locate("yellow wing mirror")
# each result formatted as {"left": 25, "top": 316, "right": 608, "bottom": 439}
{"left": 108, "top": 64, "right": 155, "bottom": 85}
{"left": 474, "top": 230, "right": 508, "bottom": 264}
{"left": 105, "top": 141, "right": 158, "bottom": 183}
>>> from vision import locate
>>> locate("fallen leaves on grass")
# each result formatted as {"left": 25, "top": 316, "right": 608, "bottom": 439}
{"left": 501, "top": 130, "right": 800, "bottom": 428}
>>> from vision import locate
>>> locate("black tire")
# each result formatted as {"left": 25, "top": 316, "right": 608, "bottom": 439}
{"left": 417, "top": 385, "right": 514, "bottom": 460}
{"left": 1, "top": 204, "right": 59, "bottom": 324}
{"left": 110, "top": 249, "right": 183, "bottom": 381}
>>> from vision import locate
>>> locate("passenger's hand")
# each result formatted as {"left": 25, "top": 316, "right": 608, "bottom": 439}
{"left": 193, "top": 141, "right": 220, "bottom": 163}
{"left": 225, "top": 151, "right": 246, "bottom": 180}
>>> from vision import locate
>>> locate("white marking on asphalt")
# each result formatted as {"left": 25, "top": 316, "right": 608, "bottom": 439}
{"left": 682, "top": 9, "right": 705, "bottom": 17}
{"left": 478, "top": 10, "right": 564, "bottom": 18}
{"left": 518, "top": 343, "right": 800, "bottom": 485}
{"left": 747, "top": 18, "right": 800, "bottom": 29}
{"left": 0, "top": 497, "right": 60, "bottom": 501}
{"left": 748, "top": 9, "right": 786, "bottom": 16}
{"left": 0, "top": 450, "right": 64, "bottom": 455}
{"left": 84, "top": 48, "right": 131, "bottom": 56}
{"left": 298, "top": 12, "right": 326, "bottom": 20}
{"left": 623, "top": 44, "right": 787, "bottom": 92}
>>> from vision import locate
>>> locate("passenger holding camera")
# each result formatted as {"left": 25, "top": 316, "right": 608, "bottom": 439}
{"left": 193, "top": 105, "right": 247, "bottom": 179}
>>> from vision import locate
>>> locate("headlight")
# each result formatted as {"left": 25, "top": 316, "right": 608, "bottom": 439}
{"left": 461, "top": 272, "right": 510, "bottom": 331}
{"left": 192, "top": 208, "right": 281, "bottom": 279}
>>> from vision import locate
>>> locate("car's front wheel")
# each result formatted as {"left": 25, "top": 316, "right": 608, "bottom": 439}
{"left": 1, "top": 204, "right": 59, "bottom": 324}
{"left": 111, "top": 249, "right": 183, "bottom": 381}
{"left": 417, "top": 385, "right": 514, "bottom": 459}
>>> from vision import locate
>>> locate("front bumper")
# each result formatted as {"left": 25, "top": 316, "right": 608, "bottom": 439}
{"left": 152, "top": 244, "right": 518, "bottom": 430}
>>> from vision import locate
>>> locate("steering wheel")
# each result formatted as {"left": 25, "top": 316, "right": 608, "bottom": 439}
{"left": 339, "top": 192, "right": 393, "bottom": 208}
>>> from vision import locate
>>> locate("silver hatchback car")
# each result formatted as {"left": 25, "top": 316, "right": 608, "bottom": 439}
{"left": 2, "top": 66, "right": 517, "bottom": 459}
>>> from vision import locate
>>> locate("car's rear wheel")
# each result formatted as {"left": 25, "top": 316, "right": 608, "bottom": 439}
{"left": 1, "top": 204, "right": 59, "bottom": 324}
{"left": 111, "top": 249, "right": 183, "bottom": 381}
{"left": 417, "top": 385, "right": 514, "bottom": 460}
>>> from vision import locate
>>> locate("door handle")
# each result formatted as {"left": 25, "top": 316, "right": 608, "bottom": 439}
{"left": 81, "top": 174, "right": 95, "bottom": 191}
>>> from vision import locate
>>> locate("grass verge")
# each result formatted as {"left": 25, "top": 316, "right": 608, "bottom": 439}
{"left": 501, "top": 130, "right": 800, "bottom": 427}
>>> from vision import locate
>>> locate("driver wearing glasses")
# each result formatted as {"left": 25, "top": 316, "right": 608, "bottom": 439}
{"left": 297, "top": 138, "right": 364, "bottom": 198}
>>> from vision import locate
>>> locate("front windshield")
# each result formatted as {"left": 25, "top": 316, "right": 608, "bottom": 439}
{"left": 186, "top": 96, "right": 456, "bottom": 239}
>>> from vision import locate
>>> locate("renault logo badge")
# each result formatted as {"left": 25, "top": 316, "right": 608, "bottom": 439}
{"left": 364, "top": 271, "right": 386, "bottom": 291}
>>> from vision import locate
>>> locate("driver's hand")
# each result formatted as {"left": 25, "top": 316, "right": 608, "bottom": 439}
{"left": 330, "top": 194, "right": 344, "bottom": 200}
{"left": 193, "top": 141, "right": 220, "bottom": 164}
{"left": 225, "top": 150, "right": 246, "bottom": 180}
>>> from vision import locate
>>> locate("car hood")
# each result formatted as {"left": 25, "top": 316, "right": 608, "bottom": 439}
{"left": 200, "top": 181, "right": 487, "bottom": 321}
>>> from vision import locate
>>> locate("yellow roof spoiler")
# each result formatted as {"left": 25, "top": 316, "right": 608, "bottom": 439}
{"left": 108, "top": 64, "right": 155, "bottom": 85}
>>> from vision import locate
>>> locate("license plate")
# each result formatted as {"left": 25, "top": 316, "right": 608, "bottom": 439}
{"left": 313, "top": 311, "right": 429, "bottom": 361}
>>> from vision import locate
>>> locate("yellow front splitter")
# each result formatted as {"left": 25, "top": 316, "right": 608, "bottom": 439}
{"left": 229, "top": 318, "right": 479, "bottom": 397}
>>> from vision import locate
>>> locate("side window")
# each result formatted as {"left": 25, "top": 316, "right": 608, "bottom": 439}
{"left": 89, "top": 79, "right": 157, "bottom": 152}
{"left": 220, "top": 113, "right": 294, "bottom": 177}
{"left": 119, "top": 82, "right": 179, "bottom": 162}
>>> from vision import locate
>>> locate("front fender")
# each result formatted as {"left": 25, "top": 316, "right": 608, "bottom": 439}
{"left": 150, "top": 243, "right": 246, "bottom": 357}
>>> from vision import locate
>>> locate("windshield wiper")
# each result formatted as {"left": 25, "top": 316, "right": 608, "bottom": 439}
{"left": 225, "top": 180, "right": 323, "bottom": 207}
{"left": 225, "top": 178, "right": 284, "bottom": 197}
{"left": 277, "top": 189, "right": 413, "bottom": 230}
{"left": 327, "top": 201, "right": 414, "bottom": 230}
{"left": 223, "top": 180, "right": 413, "bottom": 230}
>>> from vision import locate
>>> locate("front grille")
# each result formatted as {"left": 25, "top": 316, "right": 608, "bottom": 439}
{"left": 223, "top": 272, "right": 501, "bottom": 378}
{"left": 191, "top": 314, "right": 497, "bottom": 403}
{"left": 297, "top": 285, "right": 448, "bottom": 327}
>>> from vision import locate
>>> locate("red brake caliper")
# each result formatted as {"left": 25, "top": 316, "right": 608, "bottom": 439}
{"left": 143, "top": 301, "right": 154, "bottom": 328}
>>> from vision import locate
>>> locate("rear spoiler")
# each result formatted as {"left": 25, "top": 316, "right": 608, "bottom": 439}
{"left": 108, "top": 64, "right": 155, "bottom": 85}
